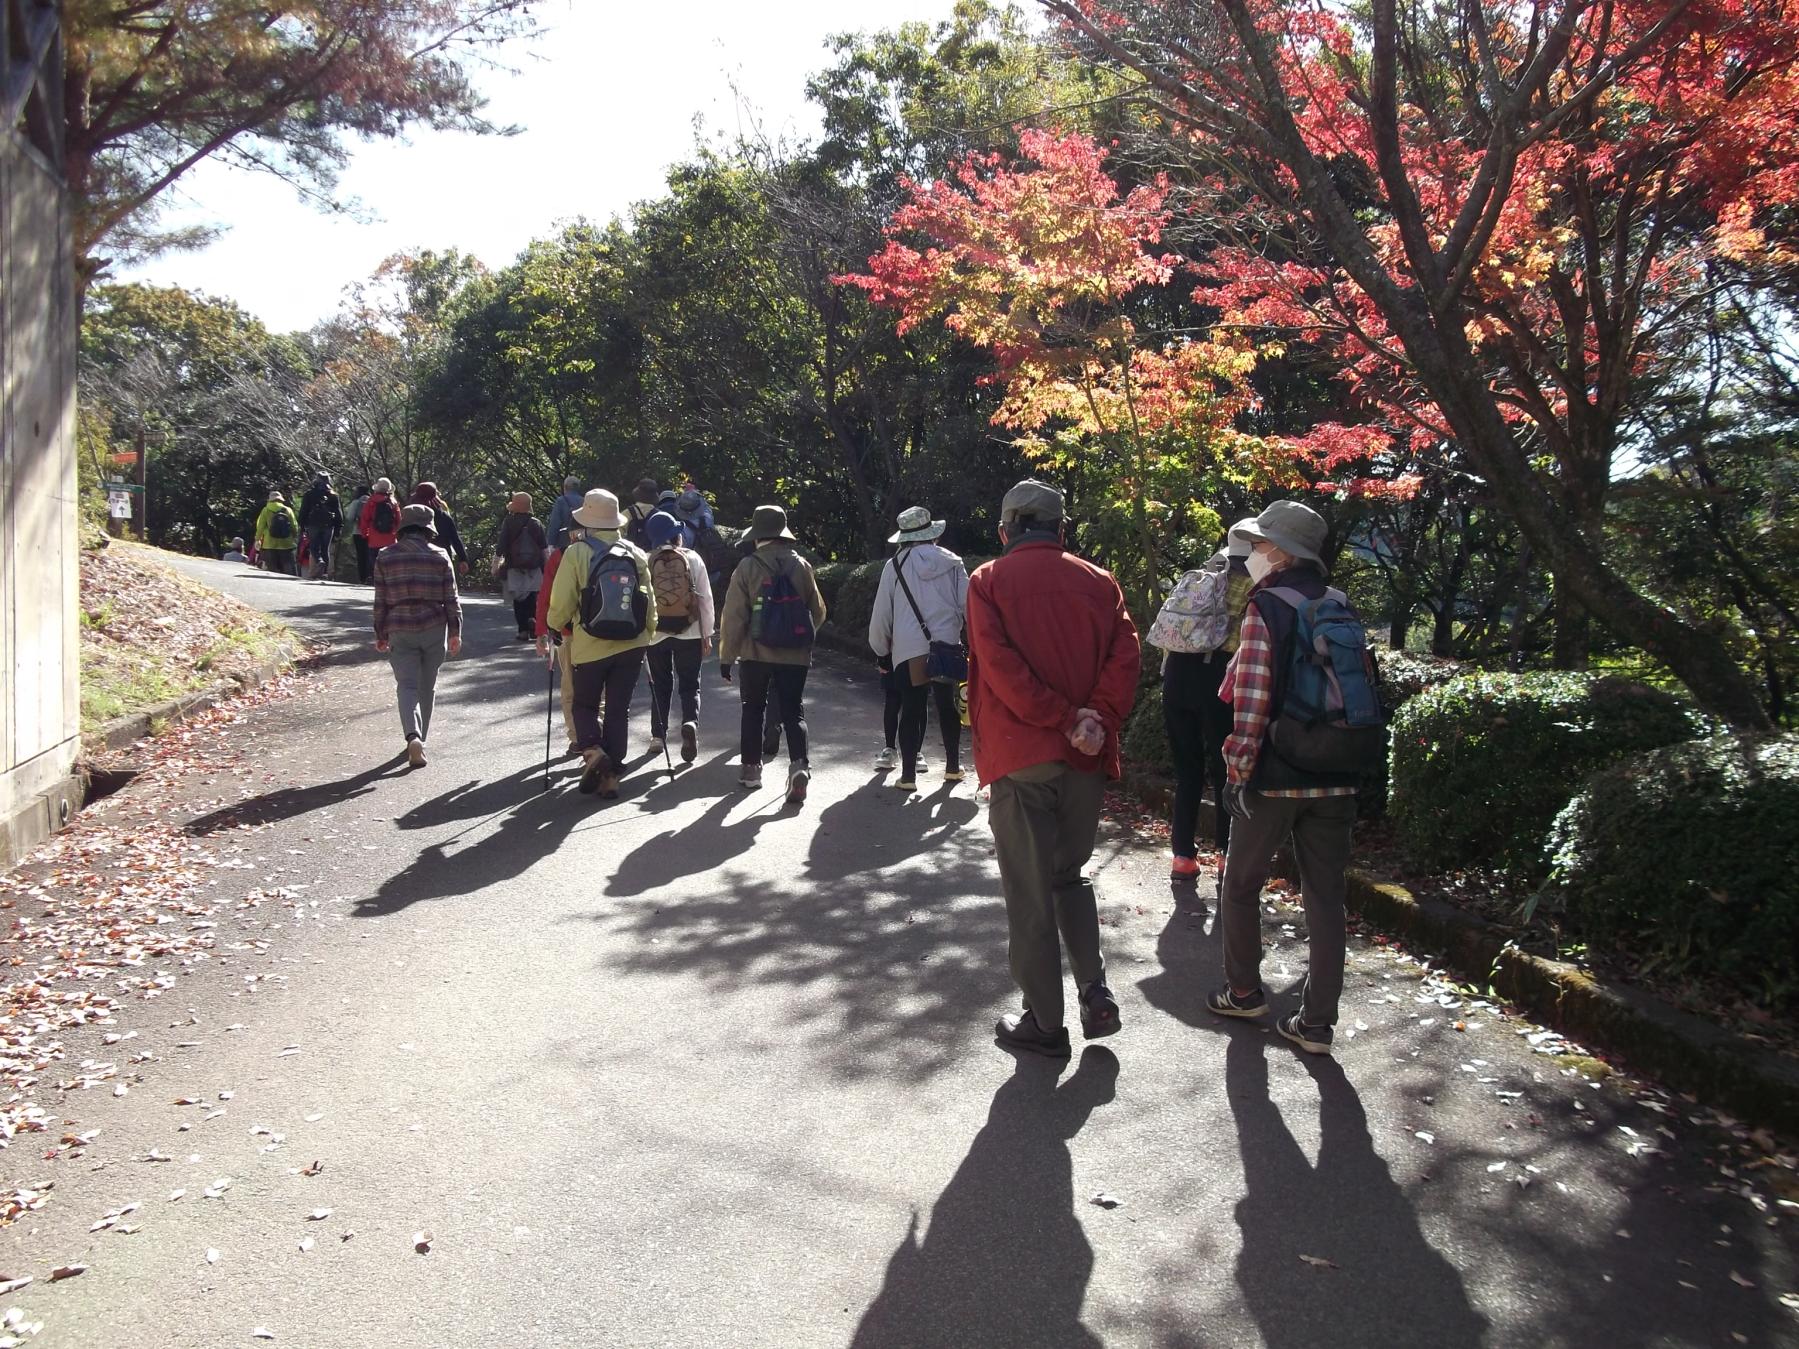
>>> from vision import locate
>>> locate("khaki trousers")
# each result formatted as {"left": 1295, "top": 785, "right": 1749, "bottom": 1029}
{"left": 988, "top": 761, "right": 1107, "bottom": 1032}
{"left": 557, "top": 640, "right": 577, "bottom": 747}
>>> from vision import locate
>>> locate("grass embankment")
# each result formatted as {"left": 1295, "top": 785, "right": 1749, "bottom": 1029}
{"left": 78, "top": 542, "right": 294, "bottom": 740}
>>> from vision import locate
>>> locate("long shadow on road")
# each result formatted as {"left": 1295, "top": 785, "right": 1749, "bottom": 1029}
{"left": 851, "top": 1047, "right": 1117, "bottom": 1349}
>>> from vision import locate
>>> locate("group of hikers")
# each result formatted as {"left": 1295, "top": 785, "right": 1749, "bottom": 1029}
{"left": 248, "top": 463, "right": 1374, "bottom": 1061}
{"left": 223, "top": 474, "right": 471, "bottom": 583}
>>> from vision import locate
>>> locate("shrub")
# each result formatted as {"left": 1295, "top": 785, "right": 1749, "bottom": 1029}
{"left": 1545, "top": 734, "right": 1799, "bottom": 1010}
{"left": 1390, "top": 671, "right": 1705, "bottom": 873}
{"left": 814, "top": 561, "right": 854, "bottom": 612}
{"left": 1121, "top": 682, "right": 1173, "bottom": 775}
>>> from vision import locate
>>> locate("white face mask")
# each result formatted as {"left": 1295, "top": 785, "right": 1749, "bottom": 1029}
{"left": 1245, "top": 550, "right": 1276, "bottom": 584}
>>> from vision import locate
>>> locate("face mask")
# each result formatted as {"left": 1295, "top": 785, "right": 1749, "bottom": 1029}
{"left": 1245, "top": 551, "right": 1276, "bottom": 584}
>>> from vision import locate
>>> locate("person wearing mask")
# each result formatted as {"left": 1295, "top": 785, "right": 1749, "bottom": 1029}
{"left": 869, "top": 506, "right": 970, "bottom": 791}
{"left": 544, "top": 475, "right": 585, "bottom": 551}
{"left": 1206, "top": 500, "right": 1360, "bottom": 1055}
{"left": 297, "top": 473, "right": 342, "bottom": 580}
{"left": 625, "top": 478, "right": 660, "bottom": 550}
{"left": 358, "top": 478, "right": 403, "bottom": 572}
{"left": 718, "top": 505, "right": 828, "bottom": 804}
{"left": 255, "top": 491, "right": 301, "bottom": 575}
{"left": 643, "top": 511, "right": 716, "bottom": 762}
{"left": 493, "top": 492, "right": 549, "bottom": 641}
{"left": 967, "top": 480, "right": 1139, "bottom": 1058}
{"left": 545, "top": 490, "right": 658, "bottom": 799}
{"left": 373, "top": 504, "right": 463, "bottom": 768}
{"left": 410, "top": 482, "right": 468, "bottom": 579}
{"left": 345, "top": 485, "right": 373, "bottom": 582}
{"left": 221, "top": 536, "right": 249, "bottom": 564}
{"left": 1159, "top": 520, "right": 1256, "bottom": 882}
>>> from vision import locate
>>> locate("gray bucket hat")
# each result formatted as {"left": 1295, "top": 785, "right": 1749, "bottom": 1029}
{"left": 750, "top": 504, "right": 796, "bottom": 541}
{"left": 1000, "top": 479, "right": 1065, "bottom": 527}
{"left": 1232, "top": 500, "right": 1328, "bottom": 567}
{"left": 1225, "top": 516, "right": 1258, "bottom": 558}
{"left": 889, "top": 505, "right": 946, "bottom": 545}
{"left": 398, "top": 503, "right": 437, "bottom": 537}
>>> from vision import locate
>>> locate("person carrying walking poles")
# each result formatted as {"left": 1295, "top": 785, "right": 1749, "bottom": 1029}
{"left": 642, "top": 511, "right": 715, "bottom": 763}
{"left": 869, "top": 505, "right": 969, "bottom": 791}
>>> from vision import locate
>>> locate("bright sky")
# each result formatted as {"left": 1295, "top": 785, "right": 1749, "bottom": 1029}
{"left": 121, "top": 0, "right": 963, "bottom": 334}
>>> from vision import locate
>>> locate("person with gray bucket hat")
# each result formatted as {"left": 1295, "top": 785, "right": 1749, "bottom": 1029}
{"left": 373, "top": 503, "right": 463, "bottom": 769}
{"left": 718, "top": 504, "right": 828, "bottom": 804}
{"left": 1206, "top": 498, "right": 1372, "bottom": 1056}
{"left": 869, "top": 505, "right": 970, "bottom": 790}
{"left": 967, "top": 479, "right": 1140, "bottom": 1058}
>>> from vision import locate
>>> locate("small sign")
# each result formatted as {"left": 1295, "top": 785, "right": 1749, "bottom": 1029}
{"left": 108, "top": 490, "right": 132, "bottom": 520}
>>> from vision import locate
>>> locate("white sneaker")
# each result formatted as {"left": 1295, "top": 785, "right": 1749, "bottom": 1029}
{"left": 647, "top": 737, "right": 665, "bottom": 756}
{"left": 874, "top": 746, "right": 898, "bottom": 770}
{"left": 406, "top": 739, "right": 426, "bottom": 768}
{"left": 739, "top": 763, "right": 763, "bottom": 789}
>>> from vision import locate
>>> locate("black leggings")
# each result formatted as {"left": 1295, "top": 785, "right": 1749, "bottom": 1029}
{"left": 1165, "top": 658, "right": 1233, "bottom": 857}
{"left": 899, "top": 679, "right": 961, "bottom": 777}
{"left": 512, "top": 594, "right": 537, "bottom": 636}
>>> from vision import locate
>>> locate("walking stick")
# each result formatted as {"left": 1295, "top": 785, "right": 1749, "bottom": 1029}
{"left": 544, "top": 649, "right": 555, "bottom": 793}
{"left": 650, "top": 657, "right": 675, "bottom": 775}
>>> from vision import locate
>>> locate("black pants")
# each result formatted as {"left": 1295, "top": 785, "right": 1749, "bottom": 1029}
{"left": 512, "top": 594, "right": 537, "bottom": 637}
{"left": 1165, "top": 652, "right": 1234, "bottom": 856}
{"left": 739, "top": 661, "right": 808, "bottom": 765}
{"left": 354, "top": 534, "right": 371, "bottom": 583}
{"left": 646, "top": 639, "right": 703, "bottom": 738}
{"left": 882, "top": 668, "right": 903, "bottom": 747}
{"left": 899, "top": 678, "right": 961, "bottom": 777}
{"left": 572, "top": 648, "right": 644, "bottom": 767}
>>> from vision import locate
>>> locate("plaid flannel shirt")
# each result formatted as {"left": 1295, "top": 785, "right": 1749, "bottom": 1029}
{"left": 1220, "top": 594, "right": 1356, "bottom": 799}
{"left": 373, "top": 536, "right": 462, "bottom": 644}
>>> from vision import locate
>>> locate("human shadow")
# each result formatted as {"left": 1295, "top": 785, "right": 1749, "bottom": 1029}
{"left": 603, "top": 788, "right": 786, "bottom": 897}
{"left": 1134, "top": 883, "right": 1222, "bottom": 1029}
{"left": 850, "top": 1048, "right": 1118, "bottom": 1349}
{"left": 183, "top": 752, "right": 410, "bottom": 835}
{"left": 804, "top": 782, "right": 981, "bottom": 886}
{"left": 1226, "top": 1033, "right": 1489, "bottom": 1348}
{"left": 393, "top": 762, "right": 549, "bottom": 832}
{"left": 354, "top": 783, "right": 585, "bottom": 918}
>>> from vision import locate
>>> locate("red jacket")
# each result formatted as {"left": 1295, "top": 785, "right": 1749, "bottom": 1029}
{"left": 966, "top": 540, "right": 1140, "bottom": 786}
{"left": 359, "top": 492, "right": 401, "bottom": 549}
{"left": 534, "top": 548, "right": 567, "bottom": 637}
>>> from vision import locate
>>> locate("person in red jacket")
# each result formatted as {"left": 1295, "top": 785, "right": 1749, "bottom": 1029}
{"left": 966, "top": 479, "right": 1140, "bottom": 1058}
{"left": 359, "top": 477, "right": 402, "bottom": 563}
{"left": 534, "top": 525, "right": 582, "bottom": 756}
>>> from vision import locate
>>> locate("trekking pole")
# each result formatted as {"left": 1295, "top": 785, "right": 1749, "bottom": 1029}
{"left": 544, "top": 649, "right": 555, "bottom": 793}
{"left": 651, "top": 664, "right": 675, "bottom": 775}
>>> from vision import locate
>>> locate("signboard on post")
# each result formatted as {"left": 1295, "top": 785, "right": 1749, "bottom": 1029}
{"left": 107, "top": 488, "right": 132, "bottom": 520}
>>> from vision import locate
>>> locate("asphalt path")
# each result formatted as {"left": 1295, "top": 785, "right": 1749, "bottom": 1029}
{"left": 9, "top": 553, "right": 1796, "bottom": 1348}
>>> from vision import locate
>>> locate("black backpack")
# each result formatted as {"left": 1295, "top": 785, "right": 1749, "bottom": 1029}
{"left": 750, "top": 557, "right": 815, "bottom": 648}
{"left": 268, "top": 509, "right": 294, "bottom": 541}
{"left": 580, "top": 544, "right": 648, "bottom": 640}
{"left": 371, "top": 497, "right": 397, "bottom": 534}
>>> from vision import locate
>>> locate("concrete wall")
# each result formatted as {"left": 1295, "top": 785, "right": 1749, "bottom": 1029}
{"left": 0, "top": 130, "right": 80, "bottom": 860}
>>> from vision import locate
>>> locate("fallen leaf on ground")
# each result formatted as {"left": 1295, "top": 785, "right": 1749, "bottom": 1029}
{"left": 297, "top": 1237, "right": 314, "bottom": 1253}
{"left": 339, "top": 1231, "right": 354, "bottom": 1243}
{"left": 1089, "top": 1192, "right": 1122, "bottom": 1209}
{"left": 205, "top": 1248, "right": 219, "bottom": 1264}
{"left": 306, "top": 1209, "right": 331, "bottom": 1221}
{"left": 0, "top": 1277, "right": 30, "bottom": 1295}
{"left": 1729, "top": 1271, "right": 1756, "bottom": 1289}
{"left": 413, "top": 1230, "right": 432, "bottom": 1254}
{"left": 48, "top": 1264, "right": 87, "bottom": 1281}
{"left": 251, "top": 1329, "right": 274, "bottom": 1340}
{"left": 1299, "top": 1254, "right": 1338, "bottom": 1269}
{"left": 167, "top": 1190, "right": 185, "bottom": 1202}
{"left": 300, "top": 1160, "right": 323, "bottom": 1177}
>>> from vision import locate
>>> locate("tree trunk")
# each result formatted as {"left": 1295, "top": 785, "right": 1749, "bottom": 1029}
{"left": 1389, "top": 607, "right": 1411, "bottom": 651}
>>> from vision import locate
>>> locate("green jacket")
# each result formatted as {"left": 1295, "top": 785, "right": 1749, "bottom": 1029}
{"left": 255, "top": 502, "right": 299, "bottom": 553}
{"left": 545, "top": 530, "right": 658, "bottom": 664}
{"left": 718, "top": 541, "right": 828, "bottom": 667}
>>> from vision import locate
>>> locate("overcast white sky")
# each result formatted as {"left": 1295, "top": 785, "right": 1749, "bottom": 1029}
{"left": 121, "top": 0, "right": 963, "bottom": 334}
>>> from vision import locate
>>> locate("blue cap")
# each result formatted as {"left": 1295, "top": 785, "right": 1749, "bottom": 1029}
{"left": 645, "top": 511, "right": 682, "bottom": 547}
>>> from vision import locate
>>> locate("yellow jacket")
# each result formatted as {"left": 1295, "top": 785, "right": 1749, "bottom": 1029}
{"left": 255, "top": 502, "right": 299, "bottom": 553}
{"left": 545, "top": 530, "right": 658, "bottom": 664}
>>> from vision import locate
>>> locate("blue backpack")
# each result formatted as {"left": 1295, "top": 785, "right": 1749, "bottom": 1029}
{"left": 1260, "top": 585, "right": 1385, "bottom": 775}
{"left": 750, "top": 558, "right": 814, "bottom": 649}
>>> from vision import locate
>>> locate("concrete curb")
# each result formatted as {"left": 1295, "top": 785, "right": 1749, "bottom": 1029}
{"left": 95, "top": 641, "right": 304, "bottom": 754}
{"left": 1114, "top": 762, "right": 1799, "bottom": 1133}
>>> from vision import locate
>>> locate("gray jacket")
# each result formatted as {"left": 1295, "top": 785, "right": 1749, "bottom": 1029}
{"left": 869, "top": 543, "right": 969, "bottom": 667}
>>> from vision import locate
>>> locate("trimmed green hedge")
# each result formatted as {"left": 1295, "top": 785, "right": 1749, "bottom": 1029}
{"left": 1391, "top": 671, "right": 1706, "bottom": 874}
{"left": 1545, "top": 734, "right": 1799, "bottom": 1010}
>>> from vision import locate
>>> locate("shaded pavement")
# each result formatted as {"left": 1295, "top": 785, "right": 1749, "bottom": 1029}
{"left": 9, "top": 556, "right": 1795, "bottom": 1348}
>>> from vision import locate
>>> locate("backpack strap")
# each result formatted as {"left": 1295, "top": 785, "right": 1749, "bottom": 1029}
{"left": 890, "top": 553, "right": 937, "bottom": 644}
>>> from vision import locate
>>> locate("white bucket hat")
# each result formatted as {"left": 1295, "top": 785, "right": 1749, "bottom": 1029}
{"left": 888, "top": 505, "right": 946, "bottom": 545}
{"left": 572, "top": 488, "right": 623, "bottom": 530}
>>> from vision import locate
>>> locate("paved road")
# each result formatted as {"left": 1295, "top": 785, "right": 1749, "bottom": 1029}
{"left": 7, "top": 555, "right": 1796, "bottom": 1348}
